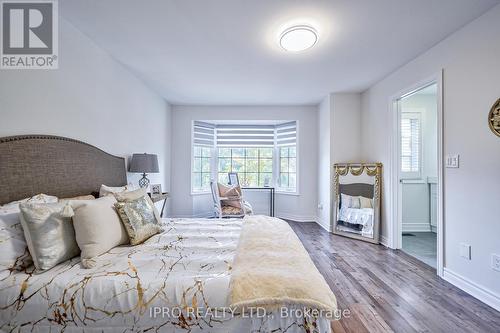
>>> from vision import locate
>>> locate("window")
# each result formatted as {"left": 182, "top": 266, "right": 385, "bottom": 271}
{"left": 277, "top": 121, "right": 297, "bottom": 192}
{"left": 191, "top": 121, "right": 298, "bottom": 193}
{"left": 218, "top": 147, "right": 273, "bottom": 187}
{"left": 192, "top": 146, "right": 212, "bottom": 192}
{"left": 192, "top": 121, "right": 215, "bottom": 193}
{"left": 401, "top": 113, "right": 421, "bottom": 178}
{"left": 279, "top": 146, "right": 297, "bottom": 191}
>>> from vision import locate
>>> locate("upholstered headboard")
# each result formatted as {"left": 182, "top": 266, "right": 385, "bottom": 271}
{"left": 339, "top": 183, "right": 374, "bottom": 199}
{"left": 0, "top": 135, "right": 127, "bottom": 205}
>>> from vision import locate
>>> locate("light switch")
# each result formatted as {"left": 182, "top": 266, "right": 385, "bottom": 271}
{"left": 446, "top": 154, "right": 459, "bottom": 168}
{"left": 460, "top": 243, "right": 471, "bottom": 260}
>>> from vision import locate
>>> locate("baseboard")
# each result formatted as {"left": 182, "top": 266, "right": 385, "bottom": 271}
{"left": 402, "top": 222, "right": 431, "bottom": 232}
{"left": 443, "top": 268, "right": 500, "bottom": 312}
{"left": 380, "top": 235, "right": 390, "bottom": 247}
{"left": 276, "top": 212, "right": 316, "bottom": 223}
{"left": 430, "top": 225, "right": 437, "bottom": 233}
{"left": 314, "top": 217, "right": 331, "bottom": 232}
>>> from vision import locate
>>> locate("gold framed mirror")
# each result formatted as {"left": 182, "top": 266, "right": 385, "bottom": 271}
{"left": 332, "top": 163, "right": 382, "bottom": 244}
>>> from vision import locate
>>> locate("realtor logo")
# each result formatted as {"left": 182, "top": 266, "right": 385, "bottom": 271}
{"left": 1, "top": 0, "right": 58, "bottom": 69}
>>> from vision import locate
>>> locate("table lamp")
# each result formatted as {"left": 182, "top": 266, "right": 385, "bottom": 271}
{"left": 129, "top": 153, "right": 159, "bottom": 188}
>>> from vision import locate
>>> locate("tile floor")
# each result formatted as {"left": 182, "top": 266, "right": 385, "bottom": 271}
{"left": 402, "top": 232, "right": 437, "bottom": 268}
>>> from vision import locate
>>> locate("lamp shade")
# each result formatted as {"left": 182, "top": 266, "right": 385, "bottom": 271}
{"left": 129, "top": 153, "right": 159, "bottom": 173}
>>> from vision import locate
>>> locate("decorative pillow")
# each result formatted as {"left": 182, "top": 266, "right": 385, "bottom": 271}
{"left": 99, "top": 184, "right": 135, "bottom": 198}
{"left": 59, "top": 194, "right": 95, "bottom": 202}
{"left": 114, "top": 188, "right": 161, "bottom": 223}
{"left": 115, "top": 195, "right": 162, "bottom": 245}
{"left": 217, "top": 183, "right": 242, "bottom": 208}
{"left": 340, "top": 193, "right": 361, "bottom": 209}
{"left": 19, "top": 202, "right": 79, "bottom": 271}
{"left": 2, "top": 193, "right": 59, "bottom": 209}
{"left": 359, "top": 196, "right": 373, "bottom": 209}
{"left": 0, "top": 194, "right": 59, "bottom": 275}
{"left": 71, "top": 196, "right": 129, "bottom": 268}
{"left": 0, "top": 206, "right": 33, "bottom": 276}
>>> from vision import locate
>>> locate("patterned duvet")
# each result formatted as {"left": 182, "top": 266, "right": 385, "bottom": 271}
{"left": 0, "top": 218, "right": 331, "bottom": 333}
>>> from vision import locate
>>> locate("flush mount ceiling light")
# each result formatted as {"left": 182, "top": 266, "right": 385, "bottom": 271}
{"left": 279, "top": 25, "right": 318, "bottom": 52}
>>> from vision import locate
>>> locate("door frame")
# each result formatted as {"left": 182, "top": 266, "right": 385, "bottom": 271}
{"left": 388, "top": 71, "right": 444, "bottom": 277}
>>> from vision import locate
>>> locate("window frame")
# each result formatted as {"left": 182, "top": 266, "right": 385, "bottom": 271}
{"left": 217, "top": 147, "right": 274, "bottom": 188}
{"left": 276, "top": 145, "right": 299, "bottom": 194}
{"left": 400, "top": 111, "right": 423, "bottom": 180}
{"left": 191, "top": 121, "right": 216, "bottom": 195}
{"left": 276, "top": 121, "right": 299, "bottom": 194}
{"left": 190, "top": 120, "right": 299, "bottom": 195}
{"left": 191, "top": 144, "right": 214, "bottom": 194}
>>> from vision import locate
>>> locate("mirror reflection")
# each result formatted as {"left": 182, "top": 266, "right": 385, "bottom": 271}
{"left": 333, "top": 163, "right": 382, "bottom": 243}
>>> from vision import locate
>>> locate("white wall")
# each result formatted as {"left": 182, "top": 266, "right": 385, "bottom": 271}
{"left": 316, "top": 93, "right": 362, "bottom": 231}
{"left": 0, "top": 18, "right": 172, "bottom": 214}
{"left": 331, "top": 93, "right": 362, "bottom": 163}
{"left": 361, "top": 4, "right": 500, "bottom": 306}
{"left": 316, "top": 95, "right": 333, "bottom": 230}
{"left": 170, "top": 105, "right": 318, "bottom": 221}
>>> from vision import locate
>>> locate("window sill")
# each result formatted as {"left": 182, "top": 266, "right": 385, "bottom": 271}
{"left": 191, "top": 191, "right": 211, "bottom": 196}
{"left": 275, "top": 190, "right": 299, "bottom": 196}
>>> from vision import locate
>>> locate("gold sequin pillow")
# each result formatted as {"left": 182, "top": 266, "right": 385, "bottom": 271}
{"left": 114, "top": 196, "right": 162, "bottom": 245}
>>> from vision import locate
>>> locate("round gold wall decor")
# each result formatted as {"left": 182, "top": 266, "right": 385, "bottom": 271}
{"left": 489, "top": 98, "right": 500, "bottom": 137}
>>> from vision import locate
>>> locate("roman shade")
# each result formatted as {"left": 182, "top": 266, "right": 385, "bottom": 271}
{"left": 216, "top": 124, "right": 275, "bottom": 147}
{"left": 193, "top": 121, "right": 215, "bottom": 147}
{"left": 276, "top": 121, "right": 297, "bottom": 147}
{"left": 192, "top": 121, "right": 298, "bottom": 148}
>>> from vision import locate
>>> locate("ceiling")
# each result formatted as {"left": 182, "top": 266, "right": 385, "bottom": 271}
{"left": 60, "top": 0, "right": 499, "bottom": 105}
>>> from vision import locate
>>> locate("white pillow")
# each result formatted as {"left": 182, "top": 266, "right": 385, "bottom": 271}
{"left": 99, "top": 184, "right": 135, "bottom": 198}
{"left": 19, "top": 202, "right": 79, "bottom": 272}
{"left": 359, "top": 196, "right": 373, "bottom": 209}
{"left": 71, "top": 196, "right": 129, "bottom": 268}
{"left": 340, "top": 193, "right": 360, "bottom": 209}
{"left": 0, "top": 194, "right": 59, "bottom": 276}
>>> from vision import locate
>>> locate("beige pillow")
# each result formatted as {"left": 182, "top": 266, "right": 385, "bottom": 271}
{"left": 72, "top": 196, "right": 129, "bottom": 268}
{"left": 114, "top": 188, "right": 161, "bottom": 223}
{"left": 59, "top": 195, "right": 95, "bottom": 202}
{"left": 217, "top": 183, "right": 242, "bottom": 208}
{"left": 19, "top": 202, "right": 79, "bottom": 271}
{"left": 115, "top": 194, "right": 162, "bottom": 245}
{"left": 99, "top": 184, "right": 134, "bottom": 198}
{"left": 341, "top": 193, "right": 361, "bottom": 209}
{"left": 359, "top": 196, "right": 373, "bottom": 209}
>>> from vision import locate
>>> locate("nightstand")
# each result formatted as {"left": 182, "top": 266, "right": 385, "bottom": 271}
{"left": 148, "top": 192, "right": 169, "bottom": 217}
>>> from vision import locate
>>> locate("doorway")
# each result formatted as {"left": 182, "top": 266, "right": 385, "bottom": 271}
{"left": 390, "top": 74, "right": 443, "bottom": 276}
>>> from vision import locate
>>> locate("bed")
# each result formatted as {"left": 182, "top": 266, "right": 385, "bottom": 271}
{"left": 335, "top": 183, "right": 376, "bottom": 238}
{"left": 0, "top": 135, "right": 336, "bottom": 333}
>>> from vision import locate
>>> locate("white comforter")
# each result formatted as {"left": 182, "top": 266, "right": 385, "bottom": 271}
{"left": 0, "top": 218, "right": 331, "bottom": 333}
{"left": 338, "top": 207, "right": 374, "bottom": 237}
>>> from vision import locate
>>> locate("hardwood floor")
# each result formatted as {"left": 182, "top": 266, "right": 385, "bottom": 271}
{"left": 287, "top": 221, "right": 500, "bottom": 333}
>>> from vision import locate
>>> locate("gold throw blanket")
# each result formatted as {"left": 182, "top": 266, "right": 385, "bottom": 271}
{"left": 229, "top": 215, "right": 337, "bottom": 313}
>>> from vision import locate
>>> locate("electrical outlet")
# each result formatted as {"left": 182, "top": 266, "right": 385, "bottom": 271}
{"left": 460, "top": 243, "right": 471, "bottom": 260}
{"left": 492, "top": 254, "right": 500, "bottom": 272}
{"left": 446, "top": 154, "right": 459, "bottom": 168}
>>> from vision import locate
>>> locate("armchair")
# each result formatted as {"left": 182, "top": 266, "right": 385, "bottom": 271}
{"left": 210, "top": 181, "right": 253, "bottom": 218}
